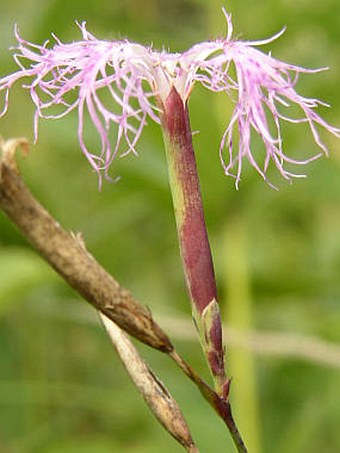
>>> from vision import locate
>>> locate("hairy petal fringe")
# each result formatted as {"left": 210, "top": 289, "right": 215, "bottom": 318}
{"left": 0, "top": 10, "right": 339, "bottom": 187}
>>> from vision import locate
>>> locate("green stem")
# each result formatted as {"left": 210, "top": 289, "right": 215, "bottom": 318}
{"left": 223, "top": 216, "right": 261, "bottom": 452}
{"left": 160, "top": 86, "right": 247, "bottom": 451}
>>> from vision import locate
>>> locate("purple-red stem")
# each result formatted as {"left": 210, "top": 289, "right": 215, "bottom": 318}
{"left": 162, "top": 87, "right": 218, "bottom": 314}
{"left": 160, "top": 86, "right": 226, "bottom": 390}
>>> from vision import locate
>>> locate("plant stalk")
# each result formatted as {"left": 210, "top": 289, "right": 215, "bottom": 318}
{"left": 160, "top": 86, "right": 227, "bottom": 395}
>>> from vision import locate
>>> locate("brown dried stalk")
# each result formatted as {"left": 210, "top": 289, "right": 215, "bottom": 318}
{"left": 0, "top": 137, "right": 247, "bottom": 452}
{"left": 100, "top": 313, "right": 199, "bottom": 452}
{"left": 0, "top": 137, "right": 172, "bottom": 353}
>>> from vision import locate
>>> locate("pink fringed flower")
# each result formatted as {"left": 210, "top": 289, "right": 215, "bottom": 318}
{"left": 0, "top": 9, "right": 339, "bottom": 186}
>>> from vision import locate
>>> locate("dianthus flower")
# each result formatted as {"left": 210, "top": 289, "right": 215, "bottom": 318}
{"left": 1, "top": 12, "right": 339, "bottom": 451}
{"left": 0, "top": 10, "right": 338, "bottom": 187}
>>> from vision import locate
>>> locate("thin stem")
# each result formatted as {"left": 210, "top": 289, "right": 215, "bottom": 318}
{"left": 159, "top": 87, "right": 247, "bottom": 450}
{"left": 169, "top": 350, "right": 247, "bottom": 453}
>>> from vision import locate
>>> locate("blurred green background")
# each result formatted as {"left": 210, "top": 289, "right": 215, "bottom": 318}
{"left": 0, "top": 0, "right": 340, "bottom": 452}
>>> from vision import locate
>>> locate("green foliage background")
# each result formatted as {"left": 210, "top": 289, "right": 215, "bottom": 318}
{"left": 0, "top": 0, "right": 339, "bottom": 452}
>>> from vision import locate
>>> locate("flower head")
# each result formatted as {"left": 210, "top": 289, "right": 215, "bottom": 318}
{"left": 0, "top": 9, "right": 338, "bottom": 186}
